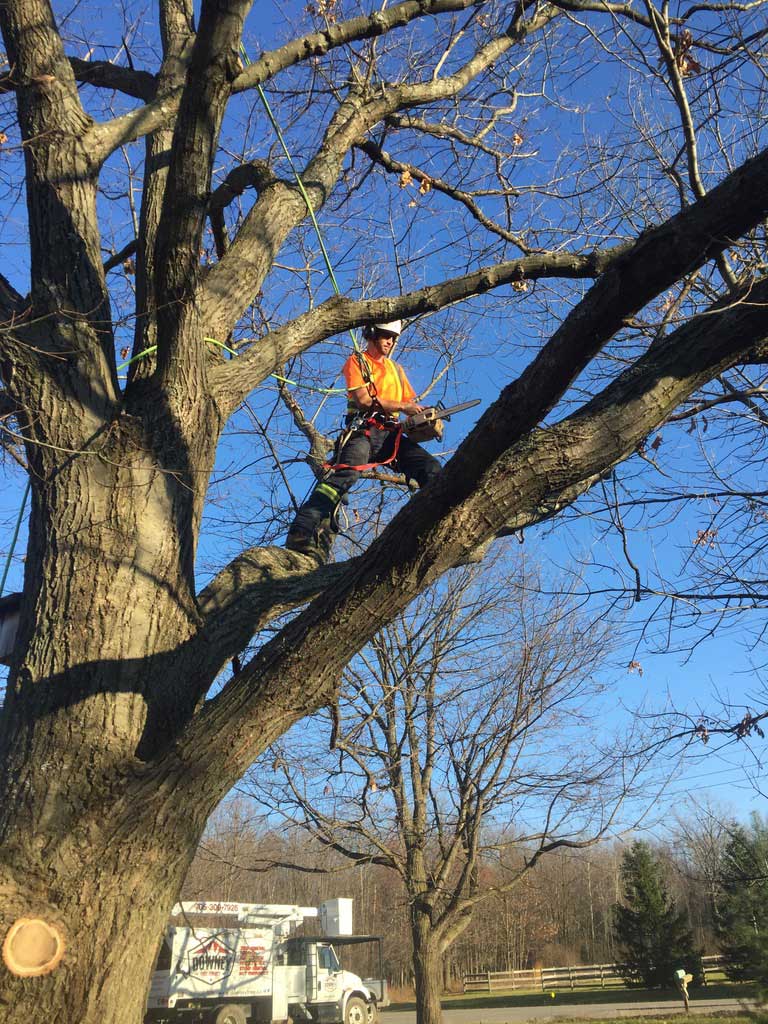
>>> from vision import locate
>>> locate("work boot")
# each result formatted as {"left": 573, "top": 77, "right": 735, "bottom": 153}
{"left": 285, "top": 522, "right": 333, "bottom": 565}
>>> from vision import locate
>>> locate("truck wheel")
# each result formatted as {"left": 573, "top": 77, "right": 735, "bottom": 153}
{"left": 344, "top": 997, "right": 368, "bottom": 1024}
{"left": 367, "top": 1002, "right": 379, "bottom": 1024}
{"left": 209, "top": 1006, "right": 248, "bottom": 1024}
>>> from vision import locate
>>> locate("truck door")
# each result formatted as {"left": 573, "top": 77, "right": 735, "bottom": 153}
{"left": 314, "top": 943, "right": 342, "bottom": 1004}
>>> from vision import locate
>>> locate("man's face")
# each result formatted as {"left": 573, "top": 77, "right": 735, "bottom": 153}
{"left": 370, "top": 330, "right": 397, "bottom": 356}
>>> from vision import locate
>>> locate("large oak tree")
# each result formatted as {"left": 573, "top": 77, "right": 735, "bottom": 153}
{"left": 0, "top": 0, "right": 766, "bottom": 1021}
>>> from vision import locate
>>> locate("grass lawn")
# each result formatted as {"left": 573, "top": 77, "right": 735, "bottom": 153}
{"left": 508, "top": 1018, "right": 758, "bottom": 1024}
{"left": 388, "top": 982, "right": 756, "bottom": 1012}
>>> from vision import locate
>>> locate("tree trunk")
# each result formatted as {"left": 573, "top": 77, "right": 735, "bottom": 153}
{"left": 411, "top": 907, "right": 445, "bottom": 1024}
{"left": 0, "top": 404, "right": 221, "bottom": 1024}
{"left": 0, "top": 821, "right": 200, "bottom": 1022}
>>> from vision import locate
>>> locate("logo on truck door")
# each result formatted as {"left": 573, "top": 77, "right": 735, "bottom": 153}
{"left": 186, "top": 936, "right": 237, "bottom": 982}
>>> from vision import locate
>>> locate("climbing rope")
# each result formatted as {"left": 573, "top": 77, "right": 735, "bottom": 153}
{"left": 2, "top": 44, "right": 366, "bottom": 593}
{"left": 0, "top": 479, "right": 30, "bottom": 599}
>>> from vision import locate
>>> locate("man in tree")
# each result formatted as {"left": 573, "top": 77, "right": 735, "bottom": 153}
{"left": 286, "top": 320, "right": 440, "bottom": 561}
{"left": 0, "top": 0, "right": 766, "bottom": 1021}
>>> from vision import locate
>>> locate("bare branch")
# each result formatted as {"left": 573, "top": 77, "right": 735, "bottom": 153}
{"left": 103, "top": 240, "right": 138, "bottom": 275}
{"left": 199, "top": 1, "right": 560, "bottom": 337}
{"left": 0, "top": 0, "right": 116, "bottom": 378}
{"left": 211, "top": 248, "right": 621, "bottom": 414}
{"left": 0, "top": 271, "right": 25, "bottom": 323}
{"left": 208, "top": 160, "right": 277, "bottom": 258}
{"left": 230, "top": 0, "right": 486, "bottom": 95}
{"left": 83, "top": 0, "right": 485, "bottom": 163}
{"left": 356, "top": 140, "right": 531, "bottom": 252}
{"left": 169, "top": 266, "right": 768, "bottom": 787}
{"left": 126, "top": 0, "right": 195, "bottom": 378}
{"left": 194, "top": 546, "right": 350, "bottom": 685}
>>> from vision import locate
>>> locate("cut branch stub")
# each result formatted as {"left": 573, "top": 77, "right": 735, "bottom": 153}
{"left": 2, "top": 917, "right": 66, "bottom": 977}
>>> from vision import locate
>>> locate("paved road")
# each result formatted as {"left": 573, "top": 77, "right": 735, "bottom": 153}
{"left": 381, "top": 997, "right": 750, "bottom": 1024}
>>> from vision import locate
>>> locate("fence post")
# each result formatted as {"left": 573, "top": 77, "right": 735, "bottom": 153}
{"left": 487, "top": 971, "right": 491, "bottom": 993}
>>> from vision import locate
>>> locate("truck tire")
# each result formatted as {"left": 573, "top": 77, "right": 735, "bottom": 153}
{"left": 367, "top": 1001, "right": 379, "bottom": 1024}
{"left": 344, "top": 997, "right": 368, "bottom": 1024}
{"left": 209, "top": 1006, "right": 248, "bottom": 1024}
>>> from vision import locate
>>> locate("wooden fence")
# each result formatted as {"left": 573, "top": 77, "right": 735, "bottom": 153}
{"left": 462, "top": 954, "right": 729, "bottom": 993}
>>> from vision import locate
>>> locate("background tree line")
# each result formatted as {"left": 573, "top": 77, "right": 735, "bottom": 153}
{"left": 181, "top": 802, "right": 767, "bottom": 989}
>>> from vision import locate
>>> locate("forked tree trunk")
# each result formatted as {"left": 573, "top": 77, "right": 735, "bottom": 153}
{"left": 0, "top": 407, "right": 222, "bottom": 1023}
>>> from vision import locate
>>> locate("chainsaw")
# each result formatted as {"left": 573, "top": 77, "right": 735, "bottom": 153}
{"left": 404, "top": 399, "right": 481, "bottom": 443}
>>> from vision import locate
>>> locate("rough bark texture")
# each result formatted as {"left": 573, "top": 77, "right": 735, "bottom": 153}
{"left": 412, "top": 910, "right": 446, "bottom": 1024}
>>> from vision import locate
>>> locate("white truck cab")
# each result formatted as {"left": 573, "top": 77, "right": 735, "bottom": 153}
{"left": 144, "top": 899, "right": 388, "bottom": 1024}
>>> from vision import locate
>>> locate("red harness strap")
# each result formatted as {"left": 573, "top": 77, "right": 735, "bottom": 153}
{"left": 322, "top": 419, "right": 403, "bottom": 473}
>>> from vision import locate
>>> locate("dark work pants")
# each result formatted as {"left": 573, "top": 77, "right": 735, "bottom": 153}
{"left": 289, "top": 423, "right": 441, "bottom": 536}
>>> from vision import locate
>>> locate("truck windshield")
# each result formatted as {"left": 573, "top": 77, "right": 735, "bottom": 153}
{"left": 318, "top": 945, "right": 340, "bottom": 972}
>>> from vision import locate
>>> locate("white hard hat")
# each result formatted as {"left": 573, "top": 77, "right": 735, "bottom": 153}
{"left": 370, "top": 320, "right": 402, "bottom": 337}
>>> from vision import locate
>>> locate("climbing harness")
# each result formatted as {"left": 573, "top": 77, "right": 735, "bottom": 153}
{"left": 323, "top": 415, "right": 404, "bottom": 474}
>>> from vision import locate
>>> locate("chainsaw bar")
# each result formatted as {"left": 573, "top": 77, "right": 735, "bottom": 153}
{"left": 433, "top": 398, "right": 481, "bottom": 420}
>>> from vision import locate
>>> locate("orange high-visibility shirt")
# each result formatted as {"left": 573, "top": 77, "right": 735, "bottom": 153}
{"left": 342, "top": 351, "right": 416, "bottom": 411}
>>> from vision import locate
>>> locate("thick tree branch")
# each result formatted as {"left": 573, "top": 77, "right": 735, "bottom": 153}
{"left": 83, "top": 0, "right": 483, "bottom": 164}
{"left": 198, "top": 1, "right": 559, "bottom": 337}
{"left": 127, "top": 0, "right": 195, "bottom": 380}
{"left": 210, "top": 249, "right": 620, "bottom": 414}
{"left": 0, "top": 57, "right": 157, "bottom": 100}
{"left": 153, "top": 0, "right": 251, "bottom": 392}
{"left": 232, "top": 0, "right": 485, "bottom": 95}
{"left": 103, "top": 240, "right": 138, "bottom": 275}
{"left": 192, "top": 547, "right": 349, "bottom": 687}
{"left": 208, "top": 160, "right": 277, "bottom": 258}
{"left": 166, "top": 259, "right": 768, "bottom": 794}
{"left": 0, "top": 0, "right": 116, "bottom": 382}
{"left": 0, "top": 271, "right": 25, "bottom": 322}
{"left": 69, "top": 57, "right": 157, "bottom": 101}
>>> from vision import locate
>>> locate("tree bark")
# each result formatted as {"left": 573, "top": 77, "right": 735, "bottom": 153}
{"left": 412, "top": 907, "right": 446, "bottom": 1024}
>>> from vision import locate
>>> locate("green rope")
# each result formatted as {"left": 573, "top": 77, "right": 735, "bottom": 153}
{"left": 242, "top": 43, "right": 364, "bottom": 359}
{"left": 3, "top": 52, "right": 360, "bottom": 603}
{"left": 0, "top": 479, "right": 30, "bottom": 599}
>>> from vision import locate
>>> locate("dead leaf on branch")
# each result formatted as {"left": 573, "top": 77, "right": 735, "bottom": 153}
{"left": 694, "top": 529, "right": 718, "bottom": 547}
{"left": 675, "top": 29, "right": 702, "bottom": 76}
{"left": 419, "top": 177, "right": 432, "bottom": 195}
{"left": 512, "top": 132, "right": 524, "bottom": 146}
{"left": 694, "top": 721, "right": 710, "bottom": 744}
{"left": 0, "top": 132, "right": 7, "bottom": 146}
{"left": 399, "top": 169, "right": 413, "bottom": 188}
{"left": 305, "top": 0, "right": 338, "bottom": 22}
{"left": 627, "top": 660, "right": 643, "bottom": 676}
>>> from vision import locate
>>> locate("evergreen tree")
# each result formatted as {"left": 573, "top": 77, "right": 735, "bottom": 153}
{"left": 715, "top": 813, "right": 768, "bottom": 984}
{"left": 613, "top": 841, "right": 703, "bottom": 988}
